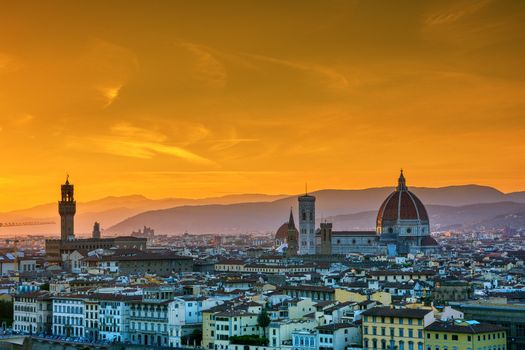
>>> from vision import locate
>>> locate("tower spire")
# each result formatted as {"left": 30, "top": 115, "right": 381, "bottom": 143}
{"left": 288, "top": 207, "right": 296, "bottom": 230}
{"left": 397, "top": 169, "right": 407, "bottom": 191}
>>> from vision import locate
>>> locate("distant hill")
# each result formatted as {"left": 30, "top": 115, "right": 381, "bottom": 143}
{"left": 107, "top": 186, "right": 525, "bottom": 235}
{"left": 2, "top": 184, "right": 524, "bottom": 236}
{"left": 0, "top": 193, "right": 288, "bottom": 236}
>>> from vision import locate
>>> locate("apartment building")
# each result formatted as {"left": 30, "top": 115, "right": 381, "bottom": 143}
{"left": 362, "top": 307, "right": 434, "bottom": 350}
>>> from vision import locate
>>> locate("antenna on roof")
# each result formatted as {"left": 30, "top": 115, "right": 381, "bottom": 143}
{"left": 305, "top": 182, "right": 308, "bottom": 195}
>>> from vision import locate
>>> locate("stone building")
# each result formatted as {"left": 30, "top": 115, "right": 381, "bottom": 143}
{"left": 298, "top": 193, "right": 316, "bottom": 255}
{"left": 279, "top": 170, "right": 439, "bottom": 257}
{"left": 432, "top": 280, "right": 474, "bottom": 302}
{"left": 45, "top": 177, "right": 147, "bottom": 265}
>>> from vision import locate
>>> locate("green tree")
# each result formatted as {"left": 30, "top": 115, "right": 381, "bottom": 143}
{"left": 0, "top": 301, "right": 13, "bottom": 327}
{"left": 257, "top": 308, "right": 271, "bottom": 337}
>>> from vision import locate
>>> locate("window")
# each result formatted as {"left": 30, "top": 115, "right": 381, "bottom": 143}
{"left": 452, "top": 335, "right": 458, "bottom": 341}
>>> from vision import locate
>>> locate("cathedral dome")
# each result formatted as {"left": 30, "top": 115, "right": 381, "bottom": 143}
{"left": 420, "top": 235, "right": 439, "bottom": 247}
{"left": 275, "top": 223, "right": 289, "bottom": 241}
{"left": 376, "top": 170, "right": 429, "bottom": 236}
{"left": 377, "top": 170, "right": 428, "bottom": 226}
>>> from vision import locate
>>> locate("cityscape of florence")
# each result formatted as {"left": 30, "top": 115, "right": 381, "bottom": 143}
{"left": 1, "top": 1, "right": 525, "bottom": 350}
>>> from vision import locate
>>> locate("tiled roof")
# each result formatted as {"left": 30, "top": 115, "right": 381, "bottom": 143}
{"left": 425, "top": 321, "right": 506, "bottom": 334}
{"left": 362, "top": 306, "right": 432, "bottom": 318}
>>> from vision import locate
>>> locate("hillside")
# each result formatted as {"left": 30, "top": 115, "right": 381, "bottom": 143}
{"left": 107, "top": 186, "right": 525, "bottom": 235}
{"left": 0, "top": 193, "right": 288, "bottom": 235}
{"left": 2, "top": 184, "right": 524, "bottom": 236}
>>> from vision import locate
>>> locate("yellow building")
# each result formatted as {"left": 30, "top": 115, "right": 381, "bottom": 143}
{"left": 362, "top": 306, "right": 435, "bottom": 350}
{"left": 202, "top": 304, "right": 234, "bottom": 350}
{"left": 424, "top": 320, "right": 507, "bottom": 350}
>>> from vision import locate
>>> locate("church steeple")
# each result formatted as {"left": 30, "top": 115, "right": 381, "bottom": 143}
{"left": 288, "top": 207, "right": 296, "bottom": 230}
{"left": 397, "top": 169, "right": 407, "bottom": 191}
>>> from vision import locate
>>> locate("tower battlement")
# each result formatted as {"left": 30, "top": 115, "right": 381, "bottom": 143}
{"left": 59, "top": 176, "right": 76, "bottom": 241}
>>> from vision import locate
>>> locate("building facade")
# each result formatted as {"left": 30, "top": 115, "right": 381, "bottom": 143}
{"left": 13, "top": 291, "right": 51, "bottom": 335}
{"left": 45, "top": 177, "right": 147, "bottom": 265}
{"left": 362, "top": 307, "right": 434, "bottom": 350}
{"left": 52, "top": 295, "right": 86, "bottom": 338}
{"left": 425, "top": 320, "right": 507, "bottom": 350}
{"left": 298, "top": 194, "right": 316, "bottom": 255}
{"left": 278, "top": 171, "right": 439, "bottom": 257}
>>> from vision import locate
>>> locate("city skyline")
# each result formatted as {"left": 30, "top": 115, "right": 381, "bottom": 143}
{"left": 0, "top": 0, "right": 524, "bottom": 211}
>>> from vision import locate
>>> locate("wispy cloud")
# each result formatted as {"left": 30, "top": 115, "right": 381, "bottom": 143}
{"left": 178, "top": 42, "right": 228, "bottom": 88}
{"left": 425, "top": 0, "right": 492, "bottom": 25}
{"left": 207, "top": 138, "right": 259, "bottom": 152}
{"left": 176, "top": 41, "right": 349, "bottom": 90}
{"left": 68, "top": 122, "right": 214, "bottom": 165}
{"left": 128, "top": 170, "right": 288, "bottom": 176}
{"left": 86, "top": 38, "right": 139, "bottom": 108}
{"left": 98, "top": 84, "right": 123, "bottom": 108}
{"left": 241, "top": 52, "right": 350, "bottom": 90}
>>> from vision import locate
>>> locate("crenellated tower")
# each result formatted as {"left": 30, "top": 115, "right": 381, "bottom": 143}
{"left": 59, "top": 175, "right": 76, "bottom": 241}
{"left": 92, "top": 222, "right": 101, "bottom": 239}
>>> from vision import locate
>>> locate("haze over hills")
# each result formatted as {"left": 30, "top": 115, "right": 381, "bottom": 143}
{"left": 1, "top": 184, "right": 524, "bottom": 236}
{"left": 107, "top": 185, "right": 525, "bottom": 235}
{"left": 0, "top": 193, "right": 288, "bottom": 236}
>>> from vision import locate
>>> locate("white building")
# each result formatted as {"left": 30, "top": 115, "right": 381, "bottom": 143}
{"left": 213, "top": 307, "right": 262, "bottom": 350}
{"left": 13, "top": 291, "right": 52, "bottom": 335}
{"left": 84, "top": 298, "right": 100, "bottom": 341}
{"left": 268, "top": 319, "right": 317, "bottom": 348}
{"left": 52, "top": 295, "right": 86, "bottom": 338}
{"left": 98, "top": 294, "right": 140, "bottom": 342}
{"left": 317, "top": 323, "right": 361, "bottom": 350}
{"left": 292, "top": 329, "right": 317, "bottom": 350}
{"left": 168, "top": 296, "right": 224, "bottom": 347}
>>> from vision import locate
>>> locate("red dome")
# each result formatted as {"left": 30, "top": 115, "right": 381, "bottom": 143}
{"left": 421, "top": 235, "right": 439, "bottom": 246}
{"left": 275, "top": 222, "right": 289, "bottom": 241}
{"left": 377, "top": 190, "right": 429, "bottom": 224}
{"left": 376, "top": 171, "right": 429, "bottom": 227}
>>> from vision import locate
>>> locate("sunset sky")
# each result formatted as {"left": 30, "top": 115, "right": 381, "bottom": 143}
{"left": 0, "top": 0, "right": 524, "bottom": 211}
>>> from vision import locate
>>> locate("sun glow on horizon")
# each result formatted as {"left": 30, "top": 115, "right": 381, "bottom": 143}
{"left": 0, "top": 0, "right": 524, "bottom": 211}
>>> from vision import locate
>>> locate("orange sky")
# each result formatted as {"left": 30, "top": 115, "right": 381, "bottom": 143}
{"left": 0, "top": 0, "right": 524, "bottom": 211}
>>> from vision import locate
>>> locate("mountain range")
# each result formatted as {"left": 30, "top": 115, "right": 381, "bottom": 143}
{"left": 1, "top": 185, "right": 524, "bottom": 236}
{"left": 0, "top": 193, "right": 287, "bottom": 236}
